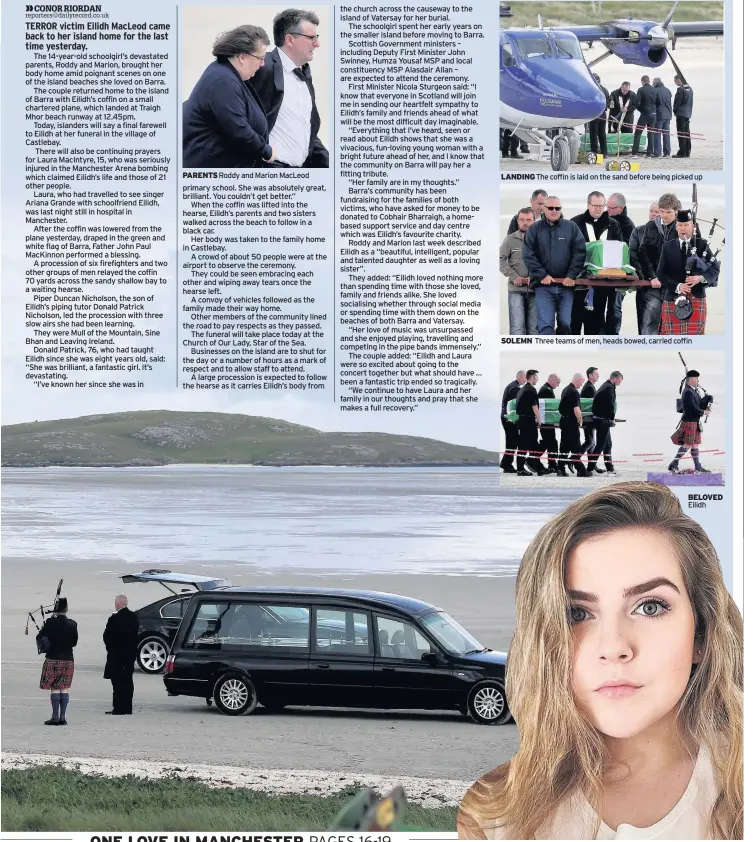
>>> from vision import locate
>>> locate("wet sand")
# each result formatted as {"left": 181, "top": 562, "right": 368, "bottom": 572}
{"left": 2, "top": 557, "right": 519, "bottom": 782}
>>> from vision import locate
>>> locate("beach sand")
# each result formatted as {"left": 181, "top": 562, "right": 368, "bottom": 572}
{"left": 2, "top": 557, "right": 519, "bottom": 782}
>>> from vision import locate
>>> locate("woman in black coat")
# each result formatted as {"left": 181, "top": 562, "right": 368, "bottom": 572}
{"left": 183, "top": 25, "right": 276, "bottom": 168}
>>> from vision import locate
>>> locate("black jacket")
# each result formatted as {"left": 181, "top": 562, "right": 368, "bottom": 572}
{"left": 592, "top": 380, "right": 617, "bottom": 420}
{"left": 609, "top": 89, "right": 636, "bottom": 126}
{"left": 630, "top": 217, "right": 678, "bottom": 280}
{"left": 654, "top": 83, "right": 673, "bottom": 121}
{"left": 537, "top": 383, "right": 556, "bottom": 400}
{"left": 636, "top": 83, "right": 659, "bottom": 116}
{"left": 657, "top": 237, "right": 716, "bottom": 300}
{"left": 570, "top": 210, "right": 623, "bottom": 244}
{"left": 580, "top": 381, "right": 596, "bottom": 399}
{"left": 523, "top": 217, "right": 586, "bottom": 285}
{"left": 183, "top": 59, "right": 272, "bottom": 168}
{"left": 680, "top": 384, "right": 705, "bottom": 422}
{"left": 515, "top": 382, "right": 539, "bottom": 418}
{"left": 248, "top": 48, "right": 328, "bottom": 168}
{"left": 501, "top": 379, "right": 521, "bottom": 422}
{"left": 673, "top": 84, "right": 694, "bottom": 119}
{"left": 611, "top": 208, "right": 635, "bottom": 244}
{"left": 103, "top": 607, "right": 140, "bottom": 678}
{"left": 38, "top": 614, "right": 78, "bottom": 661}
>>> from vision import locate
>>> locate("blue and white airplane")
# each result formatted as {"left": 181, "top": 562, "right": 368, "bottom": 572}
{"left": 500, "top": 1, "right": 723, "bottom": 170}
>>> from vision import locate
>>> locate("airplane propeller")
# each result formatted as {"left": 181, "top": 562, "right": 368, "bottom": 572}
{"left": 586, "top": 0, "right": 688, "bottom": 83}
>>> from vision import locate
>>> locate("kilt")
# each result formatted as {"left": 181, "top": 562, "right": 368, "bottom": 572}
{"left": 671, "top": 420, "right": 702, "bottom": 447}
{"left": 39, "top": 658, "right": 74, "bottom": 690}
{"left": 660, "top": 297, "right": 706, "bottom": 335}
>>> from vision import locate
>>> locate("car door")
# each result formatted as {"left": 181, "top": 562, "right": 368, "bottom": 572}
{"left": 308, "top": 606, "right": 375, "bottom": 709}
{"left": 372, "top": 614, "right": 455, "bottom": 711}
{"left": 160, "top": 596, "right": 191, "bottom": 644}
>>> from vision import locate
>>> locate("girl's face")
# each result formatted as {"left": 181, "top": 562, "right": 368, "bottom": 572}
{"left": 568, "top": 528, "right": 698, "bottom": 741}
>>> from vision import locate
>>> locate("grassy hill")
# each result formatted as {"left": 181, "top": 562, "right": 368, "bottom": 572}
{"left": 1, "top": 411, "right": 496, "bottom": 468}
{"left": 501, "top": 2, "right": 724, "bottom": 28}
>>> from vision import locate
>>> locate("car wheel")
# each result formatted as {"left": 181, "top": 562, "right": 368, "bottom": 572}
{"left": 137, "top": 636, "right": 169, "bottom": 674}
{"left": 213, "top": 673, "right": 257, "bottom": 716}
{"left": 468, "top": 682, "right": 511, "bottom": 725}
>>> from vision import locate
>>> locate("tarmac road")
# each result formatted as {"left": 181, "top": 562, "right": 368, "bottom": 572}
{"left": 1, "top": 657, "right": 520, "bottom": 781}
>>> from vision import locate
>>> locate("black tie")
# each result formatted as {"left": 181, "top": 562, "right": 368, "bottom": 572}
{"left": 681, "top": 241, "right": 688, "bottom": 263}
{"left": 293, "top": 66, "right": 308, "bottom": 82}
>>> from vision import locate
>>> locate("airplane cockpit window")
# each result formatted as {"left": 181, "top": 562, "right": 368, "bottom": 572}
{"left": 553, "top": 37, "right": 582, "bottom": 59}
{"left": 501, "top": 41, "right": 517, "bottom": 68}
{"left": 518, "top": 38, "right": 551, "bottom": 59}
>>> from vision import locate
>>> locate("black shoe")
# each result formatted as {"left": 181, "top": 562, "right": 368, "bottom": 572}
{"left": 672, "top": 152, "right": 685, "bottom": 158}
{"left": 556, "top": 469, "right": 567, "bottom": 477}
{"left": 44, "top": 718, "right": 60, "bottom": 726}
{"left": 668, "top": 461, "right": 679, "bottom": 473}
{"left": 544, "top": 467, "right": 558, "bottom": 475}
{"left": 501, "top": 468, "right": 517, "bottom": 474}
{"left": 605, "top": 466, "right": 616, "bottom": 474}
{"left": 516, "top": 470, "right": 531, "bottom": 477}
{"left": 695, "top": 467, "right": 712, "bottom": 474}
{"left": 58, "top": 719, "right": 67, "bottom": 725}
{"left": 510, "top": 152, "right": 523, "bottom": 159}
{"left": 594, "top": 467, "right": 607, "bottom": 474}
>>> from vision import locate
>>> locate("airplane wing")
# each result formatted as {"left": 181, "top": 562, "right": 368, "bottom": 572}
{"left": 550, "top": 24, "right": 632, "bottom": 42}
{"left": 668, "top": 21, "right": 724, "bottom": 37}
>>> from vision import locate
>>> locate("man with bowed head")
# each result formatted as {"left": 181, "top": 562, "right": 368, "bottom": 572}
{"left": 103, "top": 594, "right": 140, "bottom": 716}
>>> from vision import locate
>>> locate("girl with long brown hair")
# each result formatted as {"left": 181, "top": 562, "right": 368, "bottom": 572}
{"left": 458, "top": 482, "right": 742, "bottom": 840}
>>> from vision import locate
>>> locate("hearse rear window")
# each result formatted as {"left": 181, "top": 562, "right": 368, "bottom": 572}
{"left": 185, "top": 602, "right": 310, "bottom": 650}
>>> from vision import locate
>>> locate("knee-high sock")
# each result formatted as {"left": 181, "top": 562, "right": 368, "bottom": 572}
{"left": 50, "top": 692, "right": 61, "bottom": 720}
{"left": 691, "top": 447, "right": 702, "bottom": 470}
{"left": 59, "top": 692, "right": 69, "bottom": 719}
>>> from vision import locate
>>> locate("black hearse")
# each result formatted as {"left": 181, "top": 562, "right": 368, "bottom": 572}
{"left": 122, "top": 570, "right": 232, "bottom": 674}
{"left": 163, "top": 587, "right": 511, "bottom": 724}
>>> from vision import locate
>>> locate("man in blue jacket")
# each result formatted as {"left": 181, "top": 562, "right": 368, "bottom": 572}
{"left": 673, "top": 75, "right": 694, "bottom": 158}
{"left": 522, "top": 198, "right": 586, "bottom": 336}
{"left": 653, "top": 77, "right": 673, "bottom": 158}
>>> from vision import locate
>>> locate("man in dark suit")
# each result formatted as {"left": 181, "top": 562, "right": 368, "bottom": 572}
{"left": 500, "top": 370, "right": 526, "bottom": 472}
{"left": 248, "top": 9, "right": 328, "bottom": 168}
{"left": 673, "top": 75, "right": 694, "bottom": 158}
{"left": 587, "top": 74, "right": 610, "bottom": 157}
{"left": 632, "top": 76, "right": 659, "bottom": 157}
{"left": 104, "top": 594, "right": 140, "bottom": 715}
{"left": 608, "top": 82, "right": 636, "bottom": 134}
{"left": 653, "top": 77, "right": 673, "bottom": 157}
{"left": 587, "top": 371, "right": 623, "bottom": 475}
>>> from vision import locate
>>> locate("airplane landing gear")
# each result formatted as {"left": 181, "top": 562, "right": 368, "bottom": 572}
{"left": 551, "top": 135, "right": 571, "bottom": 171}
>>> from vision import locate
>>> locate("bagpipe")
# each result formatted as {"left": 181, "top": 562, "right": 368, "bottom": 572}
{"left": 25, "top": 578, "right": 63, "bottom": 655}
{"left": 677, "top": 353, "right": 714, "bottom": 424}
{"left": 686, "top": 183, "right": 723, "bottom": 288}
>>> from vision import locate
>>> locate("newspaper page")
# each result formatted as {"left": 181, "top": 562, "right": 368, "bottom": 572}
{"left": 1, "top": 0, "right": 744, "bottom": 839}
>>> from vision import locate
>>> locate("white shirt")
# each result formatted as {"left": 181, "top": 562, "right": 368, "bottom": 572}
{"left": 270, "top": 47, "right": 312, "bottom": 167}
{"left": 472, "top": 746, "right": 718, "bottom": 840}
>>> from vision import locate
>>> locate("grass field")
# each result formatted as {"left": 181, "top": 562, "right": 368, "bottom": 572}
{"left": 1, "top": 410, "right": 496, "bottom": 467}
{"left": 502, "top": 1, "right": 725, "bottom": 28}
{"left": 1, "top": 767, "right": 458, "bottom": 832}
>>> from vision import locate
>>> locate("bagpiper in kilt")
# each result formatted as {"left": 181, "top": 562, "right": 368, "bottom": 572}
{"left": 36, "top": 597, "right": 78, "bottom": 725}
{"left": 657, "top": 209, "right": 718, "bottom": 336}
{"left": 669, "top": 371, "right": 711, "bottom": 473}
